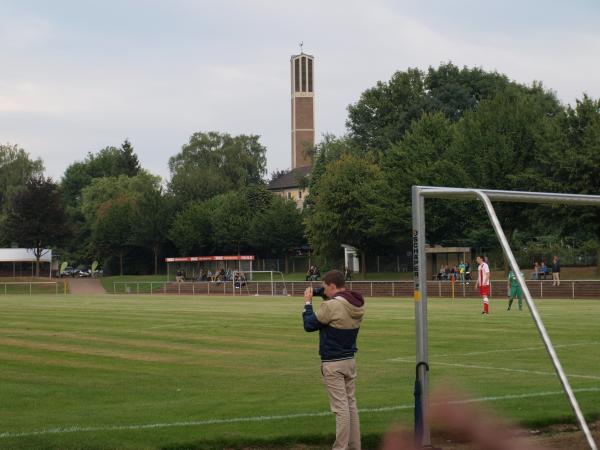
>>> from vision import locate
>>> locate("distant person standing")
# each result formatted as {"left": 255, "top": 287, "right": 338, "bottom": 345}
{"left": 476, "top": 255, "right": 491, "bottom": 315}
{"left": 552, "top": 256, "right": 561, "bottom": 286}
{"left": 507, "top": 270, "right": 524, "bottom": 311}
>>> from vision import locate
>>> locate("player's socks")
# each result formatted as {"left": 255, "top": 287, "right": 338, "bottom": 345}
{"left": 508, "top": 298, "right": 513, "bottom": 310}
{"left": 483, "top": 300, "right": 489, "bottom": 314}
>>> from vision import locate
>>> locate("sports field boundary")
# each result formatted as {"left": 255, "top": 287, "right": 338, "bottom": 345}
{"left": 1, "top": 387, "right": 598, "bottom": 439}
{"left": 111, "top": 279, "right": 600, "bottom": 299}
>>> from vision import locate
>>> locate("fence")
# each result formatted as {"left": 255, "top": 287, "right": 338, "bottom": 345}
{"left": 112, "top": 279, "right": 600, "bottom": 299}
{"left": 0, "top": 281, "right": 62, "bottom": 295}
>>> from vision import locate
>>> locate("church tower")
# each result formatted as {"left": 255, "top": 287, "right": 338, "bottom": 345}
{"left": 290, "top": 51, "right": 315, "bottom": 169}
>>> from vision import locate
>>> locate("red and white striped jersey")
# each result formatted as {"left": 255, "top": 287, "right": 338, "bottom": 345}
{"left": 478, "top": 262, "right": 490, "bottom": 286}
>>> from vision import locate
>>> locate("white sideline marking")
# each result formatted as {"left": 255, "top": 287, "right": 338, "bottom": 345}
{"left": 1, "top": 388, "right": 599, "bottom": 439}
{"left": 389, "top": 357, "right": 600, "bottom": 380}
{"left": 388, "top": 341, "right": 600, "bottom": 361}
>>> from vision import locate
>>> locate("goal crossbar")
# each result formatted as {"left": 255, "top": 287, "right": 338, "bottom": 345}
{"left": 412, "top": 186, "right": 599, "bottom": 450}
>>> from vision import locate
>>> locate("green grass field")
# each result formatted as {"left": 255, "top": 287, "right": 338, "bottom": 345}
{"left": 0, "top": 294, "right": 598, "bottom": 449}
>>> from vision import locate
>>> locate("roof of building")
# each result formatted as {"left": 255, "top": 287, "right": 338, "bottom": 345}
{"left": 267, "top": 166, "right": 312, "bottom": 190}
{"left": 0, "top": 248, "right": 52, "bottom": 262}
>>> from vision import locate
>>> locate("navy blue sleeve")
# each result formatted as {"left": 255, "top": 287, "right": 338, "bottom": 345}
{"left": 303, "top": 304, "right": 324, "bottom": 332}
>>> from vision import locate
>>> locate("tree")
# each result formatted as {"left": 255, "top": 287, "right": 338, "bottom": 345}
{"left": 0, "top": 145, "right": 45, "bottom": 246}
{"left": 92, "top": 196, "right": 137, "bottom": 276}
{"left": 3, "top": 176, "right": 67, "bottom": 276}
{"left": 423, "top": 63, "right": 511, "bottom": 121}
{"left": 346, "top": 68, "right": 426, "bottom": 151}
{"left": 249, "top": 195, "right": 305, "bottom": 268}
{"left": 548, "top": 94, "right": 600, "bottom": 272}
{"left": 169, "top": 200, "right": 216, "bottom": 256}
{"left": 451, "top": 85, "right": 564, "bottom": 270}
{"left": 168, "top": 131, "right": 267, "bottom": 205}
{"left": 346, "top": 63, "right": 522, "bottom": 153}
{"left": 305, "top": 154, "right": 388, "bottom": 272}
{"left": 210, "top": 191, "right": 254, "bottom": 255}
{"left": 132, "top": 188, "right": 173, "bottom": 275}
{"left": 120, "top": 139, "right": 141, "bottom": 177}
{"left": 61, "top": 141, "right": 142, "bottom": 204}
{"left": 80, "top": 172, "right": 162, "bottom": 273}
{"left": 80, "top": 171, "right": 161, "bottom": 224}
{"left": 377, "top": 112, "right": 468, "bottom": 247}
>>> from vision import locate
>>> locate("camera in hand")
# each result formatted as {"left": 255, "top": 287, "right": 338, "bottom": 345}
{"left": 313, "top": 287, "right": 327, "bottom": 299}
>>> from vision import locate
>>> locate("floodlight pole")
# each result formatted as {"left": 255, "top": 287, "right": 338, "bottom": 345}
{"left": 412, "top": 186, "right": 598, "bottom": 450}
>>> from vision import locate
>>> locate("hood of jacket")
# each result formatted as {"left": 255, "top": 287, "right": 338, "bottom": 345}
{"left": 335, "top": 290, "right": 365, "bottom": 307}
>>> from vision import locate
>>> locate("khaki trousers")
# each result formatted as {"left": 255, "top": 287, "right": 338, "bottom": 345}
{"left": 552, "top": 272, "right": 560, "bottom": 286}
{"left": 322, "top": 358, "right": 361, "bottom": 450}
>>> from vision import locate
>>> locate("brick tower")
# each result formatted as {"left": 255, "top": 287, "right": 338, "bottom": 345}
{"left": 290, "top": 51, "right": 315, "bottom": 169}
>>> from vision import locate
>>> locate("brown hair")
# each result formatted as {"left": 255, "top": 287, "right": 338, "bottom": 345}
{"left": 322, "top": 269, "right": 345, "bottom": 288}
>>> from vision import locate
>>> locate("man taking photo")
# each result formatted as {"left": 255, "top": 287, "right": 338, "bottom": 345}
{"left": 302, "top": 269, "right": 365, "bottom": 450}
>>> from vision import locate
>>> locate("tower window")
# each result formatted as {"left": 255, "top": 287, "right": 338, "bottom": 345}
{"left": 308, "top": 59, "right": 313, "bottom": 92}
{"left": 301, "top": 57, "right": 306, "bottom": 91}
{"left": 294, "top": 58, "right": 300, "bottom": 92}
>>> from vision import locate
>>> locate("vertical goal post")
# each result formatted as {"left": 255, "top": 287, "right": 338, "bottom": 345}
{"left": 412, "top": 186, "right": 599, "bottom": 450}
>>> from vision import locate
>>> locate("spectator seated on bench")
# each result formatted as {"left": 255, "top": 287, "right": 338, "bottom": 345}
{"left": 539, "top": 262, "right": 549, "bottom": 280}
{"left": 306, "top": 266, "right": 320, "bottom": 281}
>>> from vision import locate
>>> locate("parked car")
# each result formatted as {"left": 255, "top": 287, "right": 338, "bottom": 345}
{"left": 93, "top": 268, "right": 104, "bottom": 277}
{"left": 77, "top": 268, "right": 92, "bottom": 277}
{"left": 60, "top": 267, "right": 77, "bottom": 277}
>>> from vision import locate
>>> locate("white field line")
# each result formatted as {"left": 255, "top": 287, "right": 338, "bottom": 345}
{"left": 389, "top": 357, "right": 600, "bottom": 380}
{"left": 1, "top": 388, "right": 599, "bottom": 439}
{"left": 388, "top": 341, "right": 600, "bottom": 361}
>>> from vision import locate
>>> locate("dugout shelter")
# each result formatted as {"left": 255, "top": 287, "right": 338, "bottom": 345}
{"left": 0, "top": 248, "right": 53, "bottom": 278}
{"left": 165, "top": 255, "right": 255, "bottom": 281}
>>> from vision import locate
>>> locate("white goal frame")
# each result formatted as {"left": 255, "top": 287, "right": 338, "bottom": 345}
{"left": 231, "top": 270, "right": 288, "bottom": 296}
{"left": 412, "top": 186, "right": 599, "bottom": 450}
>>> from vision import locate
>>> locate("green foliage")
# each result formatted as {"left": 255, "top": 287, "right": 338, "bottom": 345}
{"left": 132, "top": 187, "right": 174, "bottom": 275}
{"left": 249, "top": 196, "right": 304, "bottom": 257}
{"left": 3, "top": 176, "right": 67, "bottom": 275}
{"left": 168, "top": 131, "right": 267, "bottom": 205}
{"left": 375, "top": 112, "right": 469, "bottom": 246}
{"left": 169, "top": 188, "right": 306, "bottom": 258}
{"left": 346, "top": 62, "right": 520, "bottom": 152}
{"left": 0, "top": 144, "right": 44, "bottom": 245}
{"left": 169, "top": 201, "right": 216, "bottom": 256}
{"left": 92, "top": 195, "right": 138, "bottom": 276}
{"left": 61, "top": 140, "right": 142, "bottom": 205}
{"left": 80, "top": 171, "right": 161, "bottom": 224}
{"left": 305, "top": 153, "right": 387, "bottom": 262}
{"left": 80, "top": 172, "right": 163, "bottom": 274}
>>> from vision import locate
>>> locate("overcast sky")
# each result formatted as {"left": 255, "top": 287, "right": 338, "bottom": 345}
{"left": 2, "top": 0, "right": 599, "bottom": 182}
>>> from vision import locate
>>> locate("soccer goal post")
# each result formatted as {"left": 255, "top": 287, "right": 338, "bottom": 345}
{"left": 236, "top": 270, "right": 288, "bottom": 296}
{"left": 412, "top": 186, "right": 599, "bottom": 450}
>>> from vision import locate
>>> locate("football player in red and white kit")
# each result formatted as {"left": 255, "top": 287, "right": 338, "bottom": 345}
{"left": 476, "top": 255, "right": 490, "bottom": 314}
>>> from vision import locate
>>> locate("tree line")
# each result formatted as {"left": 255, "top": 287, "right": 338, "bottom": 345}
{"left": 1, "top": 62, "right": 599, "bottom": 275}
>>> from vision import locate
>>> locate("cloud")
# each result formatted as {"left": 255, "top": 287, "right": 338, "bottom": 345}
{"left": 1, "top": 0, "right": 599, "bottom": 181}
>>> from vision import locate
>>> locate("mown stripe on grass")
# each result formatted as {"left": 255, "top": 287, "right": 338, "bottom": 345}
{"left": 1, "top": 387, "right": 598, "bottom": 439}
{"left": 388, "top": 341, "right": 600, "bottom": 360}
{"left": 389, "top": 357, "right": 600, "bottom": 380}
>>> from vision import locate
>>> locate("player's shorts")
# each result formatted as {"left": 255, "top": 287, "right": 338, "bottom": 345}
{"left": 510, "top": 286, "right": 522, "bottom": 298}
{"left": 479, "top": 285, "right": 490, "bottom": 297}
